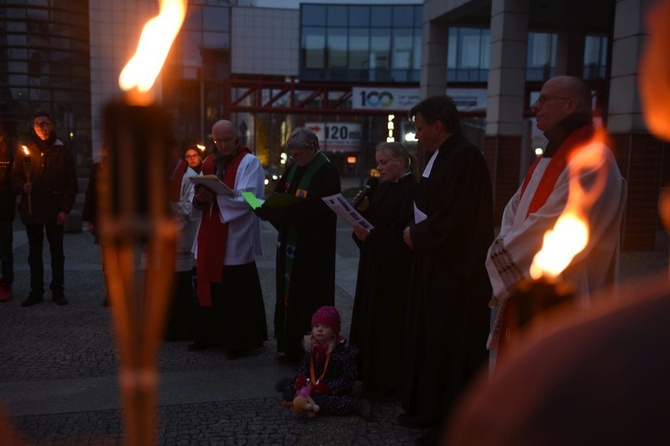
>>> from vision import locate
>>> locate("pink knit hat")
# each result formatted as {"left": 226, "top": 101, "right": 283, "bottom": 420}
{"left": 311, "top": 306, "right": 341, "bottom": 336}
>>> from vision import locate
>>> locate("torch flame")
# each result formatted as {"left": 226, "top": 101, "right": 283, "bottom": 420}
{"left": 22, "top": 145, "right": 29, "bottom": 156}
{"left": 118, "top": 0, "right": 187, "bottom": 102}
{"left": 530, "top": 130, "right": 609, "bottom": 279}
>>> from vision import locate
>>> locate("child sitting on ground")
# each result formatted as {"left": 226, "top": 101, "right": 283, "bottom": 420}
{"left": 281, "top": 306, "right": 370, "bottom": 419}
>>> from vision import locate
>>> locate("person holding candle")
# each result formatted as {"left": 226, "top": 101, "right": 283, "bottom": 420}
{"left": 254, "top": 127, "right": 341, "bottom": 365}
{"left": 189, "top": 120, "right": 267, "bottom": 359}
{"left": 11, "top": 111, "right": 78, "bottom": 307}
{"left": 485, "top": 75, "right": 626, "bottom": 358}
{"left": 0, "top": 128, "right": 15, "bottom": 302}
{"left": 399, "top": 96, "right": 494, "bottom": 445}
{"left": 349, "top": 141, "right": 418, "bottom": 397}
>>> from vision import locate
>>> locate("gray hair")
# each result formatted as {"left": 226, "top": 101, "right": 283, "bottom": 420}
{"left": 286, "top": 127, "right": 320, "bottom": 150}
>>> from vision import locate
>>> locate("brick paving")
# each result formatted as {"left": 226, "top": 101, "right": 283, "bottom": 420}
{"left": 0, "top": 207, "right": 667, "bottom": 445}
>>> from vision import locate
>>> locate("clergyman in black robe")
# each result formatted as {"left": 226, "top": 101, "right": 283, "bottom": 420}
{"left": 400, "top": 96, "right": 494, "bottom": 443}
{"left": 256, "top": 128, "right": 341, "bottom": 362}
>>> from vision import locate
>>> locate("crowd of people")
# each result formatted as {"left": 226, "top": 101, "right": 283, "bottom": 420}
{"left": 0, "top": 74, "right": 631, "bottom": 445}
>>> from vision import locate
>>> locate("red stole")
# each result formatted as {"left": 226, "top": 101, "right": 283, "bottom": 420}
{"left": 195, "top": 147, "right": 251, "bottom": 306}
{"left": 519, "top": 125, "right": 593, "bottom": 219}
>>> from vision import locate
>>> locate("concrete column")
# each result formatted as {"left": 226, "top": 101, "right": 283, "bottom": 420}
{"left": 420, "top": 20, "right": 448, "bottom": 99}
{"left": 609, "top": 0, "right": 664, "bottom": 250}
{"left": 484, "top": 0, "right": 529, "bottom": 222}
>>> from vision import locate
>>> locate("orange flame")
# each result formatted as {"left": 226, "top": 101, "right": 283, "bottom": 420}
{"left": 530, "top": 129, "right": 609, "bottom": 279}
{"left": 22, "top": 145, "right": 29, "bottom": 156}
{"left": 118, "top": 0, "right": 187, "bottom": 103}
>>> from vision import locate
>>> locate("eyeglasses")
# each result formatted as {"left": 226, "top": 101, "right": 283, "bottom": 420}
{"left": 185, "top": 154, "right": 201, "bottom": 159}
{"left": 535, "top": 95, "right": 571, "bottom": 105}
{"left": 33, "top": 121, "right": 53, "bottom": 128}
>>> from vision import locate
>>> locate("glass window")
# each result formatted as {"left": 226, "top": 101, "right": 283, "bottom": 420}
{"left": 393, "top": 6, "right": 414, "bottom": 27}
{"left": 370, "top": 6, "right": 391, "bottom": 27}
{"left": 413, "top": 28, "right": 422, "bottom": 70}
{"left": 391, "top": 28, "right": 413, "bottom": 69}
{"left": 527, "top": 32, "right": 557, "bottom": 81}
{"left": 303, "top": 27, "right": 326, "bottom": 69}
{"left": 302, "top": 5, "right": 326, "bottom": 27}
{"left": 584, "top": 34, "right": 607, "bottom": 79}
{"left": 459, "top": 28, "right": 482, "bottom": 68}
{"left": 327, "top": 5, "right": 347, "bottom": 27}
{"left": 349, "top": 6, "right": 369, "bottom": 27}
{"left": 327, "top": 27, "right": 348, "bottom": 68}
{"left": 348, "top": 28, "right": 369, "bottom": 70}
{"left": 203, "top": 6, "right": 229, "bottom": 32}
{"left": 370, "top": 28, "right": 390, "bottom": 69}
{"left": 414, "top": 6, "right": 423, "bottom": 27}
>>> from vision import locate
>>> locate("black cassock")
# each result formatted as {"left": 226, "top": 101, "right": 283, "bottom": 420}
{"left": 350, "top": 174, "right": 417, "bottom": 393}
{"left": 268, "top": 159, "right": 341, "bottom": 359}
{"left": 402, "top": 131, "right": 494, "bottom": 424}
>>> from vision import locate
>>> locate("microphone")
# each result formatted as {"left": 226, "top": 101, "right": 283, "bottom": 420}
{"left": 352, "top": 177, "right": 379, "bottom": 209}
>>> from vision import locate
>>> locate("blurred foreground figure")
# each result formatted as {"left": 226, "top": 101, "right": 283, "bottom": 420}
{"left": 445, "top": 274, "right": 670, "bottom": 446}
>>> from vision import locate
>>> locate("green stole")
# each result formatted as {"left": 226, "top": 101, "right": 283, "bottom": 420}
{"left": 282, "top": 151, "right": 329, "bottom": 309}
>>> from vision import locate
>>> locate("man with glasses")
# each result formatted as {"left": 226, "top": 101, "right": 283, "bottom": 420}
{"left": 486, "top": 76, "right": 626, "bottom": 358}
{"left": 189, "top": 120, "right": 267, "bottom": 359}
{"left": 12, "top": 111, "right": 78, "bottom": 306}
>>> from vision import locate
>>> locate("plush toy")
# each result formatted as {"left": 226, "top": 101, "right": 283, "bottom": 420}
{"left": 281, "top": 378, "right": 320, "bottom": 418}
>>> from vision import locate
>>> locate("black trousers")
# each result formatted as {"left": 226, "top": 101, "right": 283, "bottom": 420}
{"left": 0, "top": 219, "right": 13, "bottom": 283}
{"left": 26, "top": 223, "right": 64, "bottom": 294}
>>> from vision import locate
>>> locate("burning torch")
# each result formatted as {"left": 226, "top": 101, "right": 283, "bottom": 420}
{"left": 21, "top": 145, "right": 32, "bottom": 215}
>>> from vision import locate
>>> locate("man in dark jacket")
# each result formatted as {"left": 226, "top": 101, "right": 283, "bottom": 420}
{"left": 0, "top": 129, "right": 15, "bottom": 302}
{"left": 12, "top": 111, "right": 78, "bottom": 306}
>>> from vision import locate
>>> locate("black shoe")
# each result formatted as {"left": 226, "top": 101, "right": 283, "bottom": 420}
{"left": 21, "top": 293, "right": 44, "bottom": 307}
{"left": 53, "top": 293, "right": 69, "bottom": 306}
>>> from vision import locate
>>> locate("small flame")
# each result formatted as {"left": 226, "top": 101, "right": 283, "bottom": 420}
{"left": 196, "top": 144, "right": 206, "bottom": 152}
{"left": 22, "top": 145, "right": 29, "bottom": 156}
{"left": 118, "top": 0, "right": 187, "bottom": 102}
{"left": 530, "top": 130, "right": 609, "bottom": 279}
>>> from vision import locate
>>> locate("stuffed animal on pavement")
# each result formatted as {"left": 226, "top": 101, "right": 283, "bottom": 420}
{"left": 281, "top": 378, "right": 320, "bottom": 418}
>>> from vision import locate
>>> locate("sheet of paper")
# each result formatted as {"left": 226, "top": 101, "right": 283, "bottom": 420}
{"left": 190, "top": 175, "right": 236, "bottom": 196}
{"left": 414, "top": 202, "right": 427, "bottom": 223}
{"left": 322, "top": 193, "right": 374, "bottom": 230}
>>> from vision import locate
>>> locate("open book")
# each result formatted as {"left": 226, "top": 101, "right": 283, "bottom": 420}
{"left": 189, "top": 175, "right": 236, "bottom": 196}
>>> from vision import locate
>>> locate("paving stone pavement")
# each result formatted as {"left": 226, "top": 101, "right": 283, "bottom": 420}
{"left": 0, "top": 214, "right": 667, "bottom": 445}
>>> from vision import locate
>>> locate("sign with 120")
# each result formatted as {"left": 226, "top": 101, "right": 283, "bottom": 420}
{"left": 306, "top": 122, "right": 362, "bottom": 152}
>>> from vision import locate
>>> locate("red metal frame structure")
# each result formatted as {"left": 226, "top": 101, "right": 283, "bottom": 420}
{"left": 222, "top": 78, "right": 485, "bottom": 118}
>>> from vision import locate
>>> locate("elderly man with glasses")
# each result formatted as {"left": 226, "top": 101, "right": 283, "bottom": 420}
{"left": 12, "top": 111, "right": 78, "bottom": 307}
{"left": 485, "top": 75, "right": 627, "bottom": 360}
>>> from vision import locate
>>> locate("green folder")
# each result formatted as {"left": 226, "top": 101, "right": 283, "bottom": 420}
{"left": 242, "top": 191, "right": 304, "bottom": 210}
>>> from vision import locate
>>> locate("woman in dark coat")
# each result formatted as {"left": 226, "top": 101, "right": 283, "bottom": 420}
{"left": 349, "top": 141, "right": 418, "bottom": 395}
{"left": 255, "top": 128, "right": 341, "bottom": 363}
